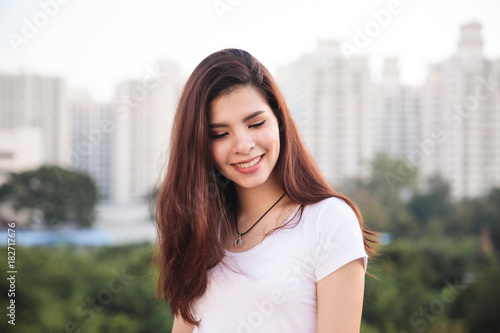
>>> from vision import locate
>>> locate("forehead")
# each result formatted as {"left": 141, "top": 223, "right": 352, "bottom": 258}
{"left": 209, "top": 86, "right": 270, "bottom": 120}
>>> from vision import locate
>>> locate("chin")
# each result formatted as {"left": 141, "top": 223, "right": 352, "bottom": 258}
{"left": 232, "top": 172, "right": 276, "bottom": 190}
{"left": 235, "top": 180, "right": 266, "bottom": 190}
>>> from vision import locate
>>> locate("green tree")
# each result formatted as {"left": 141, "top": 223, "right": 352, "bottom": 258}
{"left": 408, "top": 174, "right": 453, "bottom": 224}
{"left": 343, "top": 152, "right": 419, "bottom": 236}
{"left": 444, "top": 187, "right": 500, "bottom": 241}
{"left": 450, "top": 254, "right": 500, "bottom": 333}
{"left": 0, "top": 164, "right": 99, "bottom": 227}
{"left": 0, "top": 244, "right": 173, "bottom": 333}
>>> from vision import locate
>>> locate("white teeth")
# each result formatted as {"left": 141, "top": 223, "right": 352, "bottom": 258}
{"left": 234, "top": 155, "right": 262, "bottom": 168}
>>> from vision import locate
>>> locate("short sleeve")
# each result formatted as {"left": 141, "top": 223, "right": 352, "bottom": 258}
{"left": 314, "top": 197, "right": 368, "bottom": 282}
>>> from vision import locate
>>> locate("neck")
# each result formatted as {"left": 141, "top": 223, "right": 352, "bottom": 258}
{"left": 234, "top": 172, "right": 284, "bottom": 220}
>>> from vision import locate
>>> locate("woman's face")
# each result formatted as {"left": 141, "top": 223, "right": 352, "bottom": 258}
{"left": 209, "top": 86, "right": 280, "bottom": 191}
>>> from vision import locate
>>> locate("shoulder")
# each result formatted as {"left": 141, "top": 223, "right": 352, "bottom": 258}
{"left": 304, "top": 197, "right": 358, "bottom": 220}
{"left": 301, "top": 197, "right": 360, "bottom": 234}
{"left": 306, "top": 197, "right": 367, "bottom": 280}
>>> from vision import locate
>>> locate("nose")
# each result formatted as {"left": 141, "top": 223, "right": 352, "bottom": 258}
{"left": 232, "top": 130, "right": 255, "bottom": 155}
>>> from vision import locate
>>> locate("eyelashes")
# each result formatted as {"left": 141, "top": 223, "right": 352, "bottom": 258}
{"left": 210, "top": 121, "right": 266, "bottom": 140}
{"left": 249, "top": 121, "right": 265, "bottom": 128}
{"left": 211, "top": 133, "right": 228, "bottom": 140}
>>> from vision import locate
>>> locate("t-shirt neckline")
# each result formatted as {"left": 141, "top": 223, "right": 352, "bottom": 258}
{"left": 224, "top": 204, "right": 301, "bottom": 256}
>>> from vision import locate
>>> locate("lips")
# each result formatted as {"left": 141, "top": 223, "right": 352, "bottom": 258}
{"left": 232, "top": 154, "right": 264, "bottom": 168}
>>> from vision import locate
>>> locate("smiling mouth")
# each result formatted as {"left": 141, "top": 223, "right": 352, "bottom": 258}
{"left": 232, "top": 154, "right": 263, "bottom": 169}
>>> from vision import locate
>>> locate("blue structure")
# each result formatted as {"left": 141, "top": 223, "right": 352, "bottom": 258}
{"left": 0, "top": 229, "right": 114, "bottom": 247}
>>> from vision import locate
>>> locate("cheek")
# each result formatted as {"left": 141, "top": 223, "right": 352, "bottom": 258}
{"left": 210, "top": 142, "right": 226, "bottom": 170}
{"left": 258, "top": 125, "right": 280, "bottom": 152}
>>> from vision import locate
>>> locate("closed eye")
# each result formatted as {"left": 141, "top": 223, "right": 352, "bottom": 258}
{"left": 210, "top": 132, "right": 228, "bottom": 140}
{"left": 249, "top": 121, "right": 265, "bottom": 128}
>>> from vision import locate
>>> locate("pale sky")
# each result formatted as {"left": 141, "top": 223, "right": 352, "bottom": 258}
{"left": 1, "top": 0, "right": 499, "bottom": 102}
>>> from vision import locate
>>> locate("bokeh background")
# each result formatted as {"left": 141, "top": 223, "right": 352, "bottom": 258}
{"left": 1, "top": 0, "right": 500, "bottom": 332}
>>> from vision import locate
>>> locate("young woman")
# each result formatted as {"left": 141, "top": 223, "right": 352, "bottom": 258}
{"left": 154, "top": 48, "right": 377, "bottom": 333}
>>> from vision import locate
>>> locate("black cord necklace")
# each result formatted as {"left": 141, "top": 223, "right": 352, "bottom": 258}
{"left": 234, "top": 193, "right": 286, "bottom": 247}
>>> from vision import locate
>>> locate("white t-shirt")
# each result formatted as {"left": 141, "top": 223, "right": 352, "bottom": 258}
{"left": 191, "top": 197, "right": 368, "bottom": 333}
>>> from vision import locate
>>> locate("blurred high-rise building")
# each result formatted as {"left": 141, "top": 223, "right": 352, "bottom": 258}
{"left": 371, "top": 58, "right": 421, "bottom": 159}
{"left": 421, "top": 22, "right": 500, "bottom": 198}
{"left": 111, "top": 61, "right": 181, "bottom": 203}
{"left": 0, "top": 127, "right": 43, "bottom": 185}
{"left": 278, "top": 41, "right": 371, "bottom": 185}
{"left": 0, "top": 73, "right": 70, "bottom": 167}
{"left": 2, "top": 23, "right": 498, "bottom": 203}
{"left": 70, "top": 91, "right": 113, "bottom": 200}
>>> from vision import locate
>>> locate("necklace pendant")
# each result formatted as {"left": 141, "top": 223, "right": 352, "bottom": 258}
{"left": 235, "top": 235, "right": 245, "bottom": 247}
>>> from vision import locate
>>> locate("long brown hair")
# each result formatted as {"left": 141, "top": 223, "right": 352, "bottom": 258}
{"left": 153, "top": 49, "right": 377, "bottom": 326}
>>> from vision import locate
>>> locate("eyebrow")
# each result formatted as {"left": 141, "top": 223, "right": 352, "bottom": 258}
{"left": 209, "top": 110, "right": 266, "bottom": 129}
